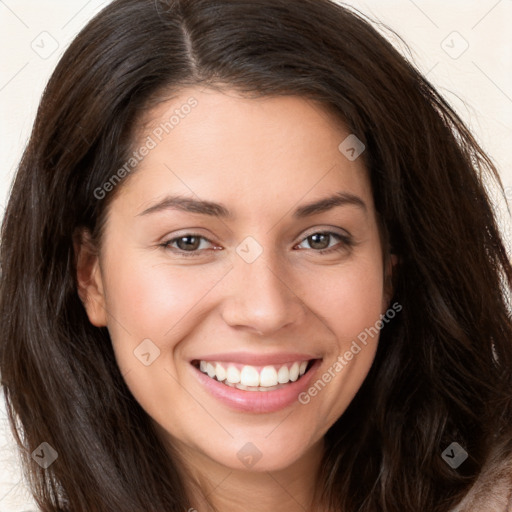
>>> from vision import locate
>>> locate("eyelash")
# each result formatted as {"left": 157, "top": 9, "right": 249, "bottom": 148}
{"left": 160, "top": 230, "right": 353, "bottom": 257}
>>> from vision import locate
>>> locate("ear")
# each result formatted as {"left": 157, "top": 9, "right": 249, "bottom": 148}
{"left": 382, "top": 252, "right": 398, "bottom": 313}
{"left": 73, "top": 228, "right": 108, "bottom": 327}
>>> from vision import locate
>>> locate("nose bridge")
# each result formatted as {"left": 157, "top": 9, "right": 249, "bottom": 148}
{"left": 220, "top": 236, "right": 305, "bottom": 334}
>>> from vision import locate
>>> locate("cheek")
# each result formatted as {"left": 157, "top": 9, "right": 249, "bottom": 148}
{"left": 101, "top": 251, "right": 229, "bottom": 369}
{"left": 295, "top": 255, "right": 385, "bottom": 424}
{"left": 100, "top": 254, "right": 231, "bottom": 432}
{"left": 303, "top": 255, "right": 385, "bottom": 340}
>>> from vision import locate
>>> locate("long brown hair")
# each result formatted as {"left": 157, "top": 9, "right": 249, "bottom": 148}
{"left": 1, "top": 1, "right": 511, "bottom": 510}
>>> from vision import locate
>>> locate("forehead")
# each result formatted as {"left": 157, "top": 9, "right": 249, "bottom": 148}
{"left": 116, "top": 88, "right": 373, "bottom": 217}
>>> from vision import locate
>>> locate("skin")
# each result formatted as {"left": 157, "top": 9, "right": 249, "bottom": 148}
{"left": 76, "top": 88, "right": 395, "bottom": 511}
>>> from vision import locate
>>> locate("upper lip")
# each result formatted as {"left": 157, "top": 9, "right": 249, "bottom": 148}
{"left": 190, "top": 352, "right": 320, "bottom": 366}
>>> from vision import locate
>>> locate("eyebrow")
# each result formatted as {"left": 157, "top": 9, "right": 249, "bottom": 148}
{"left": 137, "top": 191, "right": 367, "bottom": 219}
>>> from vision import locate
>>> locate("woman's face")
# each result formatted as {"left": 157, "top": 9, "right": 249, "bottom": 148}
{"left": 78, "top": 88, "right": 393, "bottom": 474}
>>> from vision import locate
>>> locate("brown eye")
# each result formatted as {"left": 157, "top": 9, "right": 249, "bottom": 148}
{"left": 161, "top": 234, "right": 217, "bottom": 257}
{"left": 296, "top": 231, "right": 353, "bottom": 255}
{"left": 175, "top": 235, "right": 202, "bottom": 251}
{"left": 307, "top": 233, "right": 332, "bottom": 250}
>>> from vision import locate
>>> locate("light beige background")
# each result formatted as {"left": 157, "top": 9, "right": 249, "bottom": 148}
{"left": 1, "top": 1, "right": 511, "bottom": 510}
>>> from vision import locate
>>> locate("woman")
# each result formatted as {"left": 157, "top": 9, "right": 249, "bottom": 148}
{"left": 1, "top": 0, "right": 511, "bottom": 510}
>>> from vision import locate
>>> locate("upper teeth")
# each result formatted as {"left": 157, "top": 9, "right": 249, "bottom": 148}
{"left": 198, "top": 360, "right": 309, "bottom": 387}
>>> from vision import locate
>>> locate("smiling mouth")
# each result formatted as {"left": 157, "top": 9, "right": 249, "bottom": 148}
{"left": 191, "top": 359, "right": 317, "bottom": 392}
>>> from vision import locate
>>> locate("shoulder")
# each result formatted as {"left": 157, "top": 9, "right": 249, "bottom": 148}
{"left": 449, "top": 440, "right": 512, "bottom": 512}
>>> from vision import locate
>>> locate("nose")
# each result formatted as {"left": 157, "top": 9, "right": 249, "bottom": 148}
{"left": 219, "top": 250, "right": 306, "bottom": 336}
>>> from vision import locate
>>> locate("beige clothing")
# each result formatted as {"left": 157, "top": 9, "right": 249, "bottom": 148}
{"left": 449, "top": 445, "right": 512, "bottom": 512}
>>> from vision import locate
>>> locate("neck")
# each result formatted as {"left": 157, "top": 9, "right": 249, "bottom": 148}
{"left": 175, "top": 437, "right": 327, "bottom": 512}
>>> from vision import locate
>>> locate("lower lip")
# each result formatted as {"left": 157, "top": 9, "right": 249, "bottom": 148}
{"left": 191, "top": 359, "right": 322, "bottom": 413}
